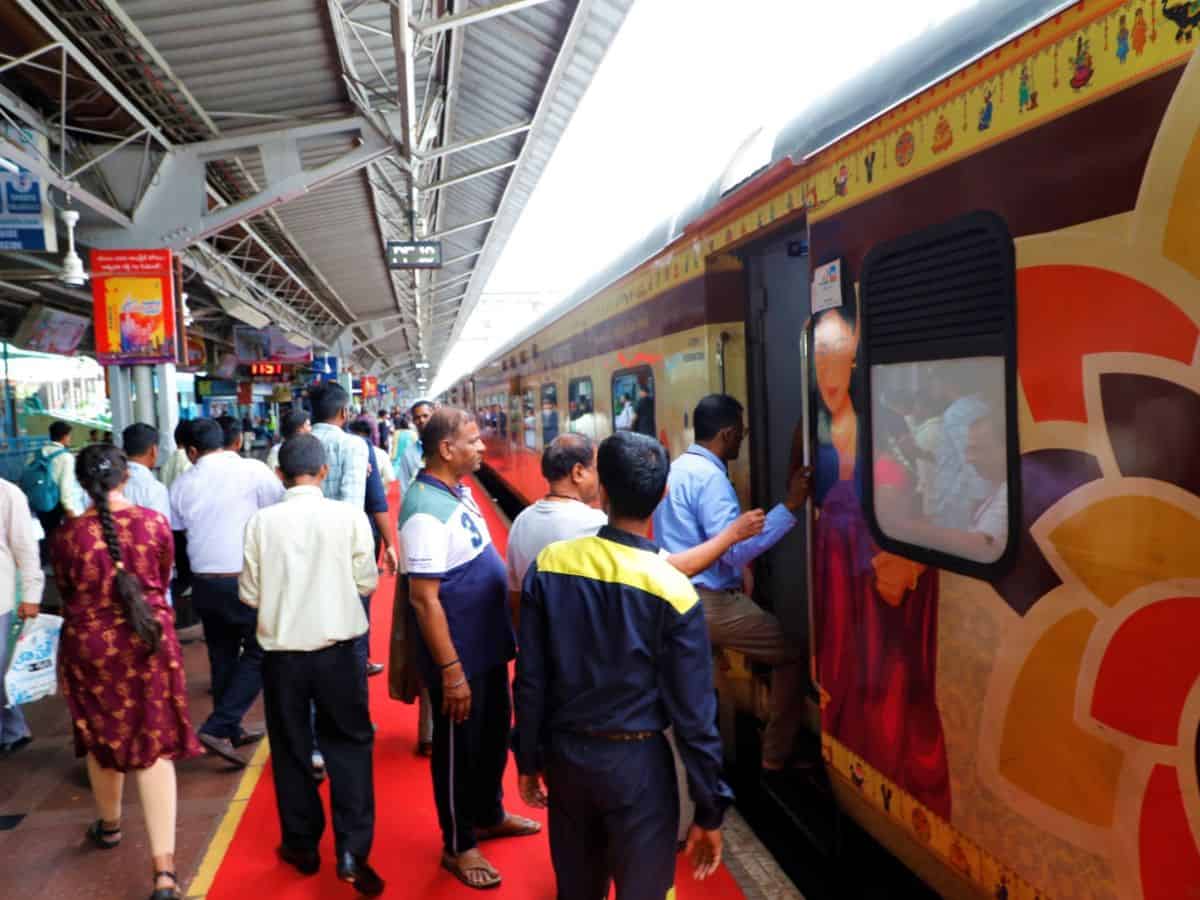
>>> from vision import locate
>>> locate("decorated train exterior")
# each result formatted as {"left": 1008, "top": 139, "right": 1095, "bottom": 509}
{"left": 452, "top": 2, "right": 1200, "bottom": 897}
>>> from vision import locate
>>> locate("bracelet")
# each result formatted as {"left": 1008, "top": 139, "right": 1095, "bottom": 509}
{"left": 439, "top": 658, "right": 461, "bottom": 670}
{"left": 446, "top": 678, "right": 467, "bottom": 689}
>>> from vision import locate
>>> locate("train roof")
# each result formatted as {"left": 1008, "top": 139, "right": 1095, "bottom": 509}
{"left": 471, "top": 0, "right": 1075, "bottom": 378}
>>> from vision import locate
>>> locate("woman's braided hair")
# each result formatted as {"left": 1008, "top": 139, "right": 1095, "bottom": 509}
{"left": 75, "top": 444, "right": 163, "bottom": 653}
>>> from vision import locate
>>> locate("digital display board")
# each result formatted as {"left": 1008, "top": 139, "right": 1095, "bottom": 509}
{"left": 386, "top": 241, "right": 442, "bottom": 269}
{"left": 250, "top": 361, "right": 285, "bottom": 377}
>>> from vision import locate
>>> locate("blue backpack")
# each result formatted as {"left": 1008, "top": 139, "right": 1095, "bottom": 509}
{"left": 20, "top": 447, "right": 67, "bottom": 513}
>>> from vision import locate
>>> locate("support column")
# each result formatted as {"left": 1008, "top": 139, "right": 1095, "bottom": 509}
{"left": 155, "top": 363, "right": 180, "bottom": 461}
{"left": 132, "top": 365, "right": 155, "bottom": 427}
{"left": 108, "top": 367, "right": 133, "bottom": 448}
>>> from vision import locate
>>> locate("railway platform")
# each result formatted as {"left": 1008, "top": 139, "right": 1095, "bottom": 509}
{"left": 0, "top": 481, "right": 802, "bottom": 900}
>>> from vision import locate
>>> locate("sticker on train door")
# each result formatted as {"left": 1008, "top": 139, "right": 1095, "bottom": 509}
{"left": 812, "top": 259, "right": 843, "bottom": 312}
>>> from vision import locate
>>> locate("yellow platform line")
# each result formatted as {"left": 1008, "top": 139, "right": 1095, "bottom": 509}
{"left": 186, "top": 739, "right": 272, "bottom": 899}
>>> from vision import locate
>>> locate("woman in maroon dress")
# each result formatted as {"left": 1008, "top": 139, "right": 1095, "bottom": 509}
{"left": 52, "top": 444, "right": 201, "bottom": 900}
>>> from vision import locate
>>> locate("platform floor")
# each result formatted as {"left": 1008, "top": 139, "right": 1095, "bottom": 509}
{"left": 0, "top": 478, "right": 802, "bottom": 899}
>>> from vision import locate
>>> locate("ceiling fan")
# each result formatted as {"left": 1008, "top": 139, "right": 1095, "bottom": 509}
{"left": 0, "top": 208, "right": 90, "bottom": 287}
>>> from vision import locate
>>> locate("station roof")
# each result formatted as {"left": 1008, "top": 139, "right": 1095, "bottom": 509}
{"left": 0, "top": 0, "right": 632, "bottom": 393}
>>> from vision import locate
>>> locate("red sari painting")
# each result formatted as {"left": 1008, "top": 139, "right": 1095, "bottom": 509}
{"left": 810, "top": 305, "right": 951, "bottom": 820}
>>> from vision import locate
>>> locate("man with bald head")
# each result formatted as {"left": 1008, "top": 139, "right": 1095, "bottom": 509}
{"left": 401, "top": 407, "right": 539, "bottom": 888}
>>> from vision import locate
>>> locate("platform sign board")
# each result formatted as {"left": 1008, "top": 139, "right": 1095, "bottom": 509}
{"left": 0, "top": 126, "right": 57, "bottom": 252}
{"left": 233, "top": 325, "right": 313, "bottom": 364}
{"left": 311, "top": 355, "right": 339, "bottom": 384}
{"left": 90, "top": 249, "right": 177, "bottom": 366}
{"left": 386, "top": 241, "right": 442, "bottom": 269}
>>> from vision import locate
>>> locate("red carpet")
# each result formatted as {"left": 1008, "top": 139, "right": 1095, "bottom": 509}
{"left": 202, "top": 479, "right": 744, "bottom": 899}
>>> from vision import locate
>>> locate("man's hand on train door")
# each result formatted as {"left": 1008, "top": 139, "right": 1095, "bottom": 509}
{"left": 784, "top": 465, "right": 813, "bottom": 513}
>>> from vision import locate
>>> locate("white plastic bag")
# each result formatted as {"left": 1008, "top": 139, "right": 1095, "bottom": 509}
{"left": 4, "top": 614, "right": 63, "bottom": 706}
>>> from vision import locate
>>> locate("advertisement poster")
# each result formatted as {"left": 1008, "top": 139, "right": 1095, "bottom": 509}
{"left": 0, "top": 125, "right": 57, "bottom": 252}
{"left": 233, "top": 325, "right": 313, "bottom": 364}
{"left": 181, "top": 336, "right": 207, "bottom": 371}
{"left": 12, "top": 304, "right": 90, "bottom": 355}
{"left": 90, "top": 249, "right": 177, "bottom": 365}
{"left": 362, "top": 375, "right": 378, "bottom": 399}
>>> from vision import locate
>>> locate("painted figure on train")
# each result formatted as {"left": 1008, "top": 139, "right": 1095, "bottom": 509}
{"left": 1070, "top": 35, "right": 1095, "bottom": 90}
{"left": 1162, "top": 0, "right": 1200, "bottom": 43}
{"left": 809, "top": 293, "right": 951, "bottom": 820}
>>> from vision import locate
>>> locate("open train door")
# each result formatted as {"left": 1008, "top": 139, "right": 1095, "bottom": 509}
{"left": 741, "top": 229, "right": 812, "bottom": 690}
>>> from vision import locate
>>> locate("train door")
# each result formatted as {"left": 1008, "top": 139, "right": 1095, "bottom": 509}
{"left": 742, "top": 231, "right": 811, "bottom": 658}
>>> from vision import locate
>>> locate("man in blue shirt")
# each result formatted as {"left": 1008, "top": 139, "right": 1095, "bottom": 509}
{"left": 653, "top": 394, "right": 811, "bottom": 771}
{"left": 516, "top": 431, "right": 732, "bottom": 899}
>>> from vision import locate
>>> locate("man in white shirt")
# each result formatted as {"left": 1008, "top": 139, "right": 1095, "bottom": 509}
{"left": 170, "top": 418, "right": 285, "bottom": 766}
{"left": 241, "top": 435, "right": 383, "bottom": 894}
{"left": 121, "top": 423, "right": 170, "bottom": 520}
{"left": 0, "top": 477, "right": 42, "bottom": 754}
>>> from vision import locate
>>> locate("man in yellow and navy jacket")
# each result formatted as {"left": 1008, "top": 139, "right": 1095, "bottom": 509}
{"left": 514, "top": 430, "right": 733, "bottom": 900}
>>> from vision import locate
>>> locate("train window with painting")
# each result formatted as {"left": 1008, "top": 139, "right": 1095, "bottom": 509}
{"left": 568, "top": 377, "right": 596, "bottom": 438}
{"left": 857, "top": 211, "right": 1019, "bottom": 577}
{"left": 541, "top": 383, "right": 560, "bottom": 444}
{"left": 521, "top": 389, "right": 536, "bottom": 449}
{"left": 612, "top": 367, "right": 656, "bottom": 437}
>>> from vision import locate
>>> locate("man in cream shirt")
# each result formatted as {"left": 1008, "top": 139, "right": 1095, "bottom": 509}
{"left": 240, "top": 434, "right": 383, "bottom": 895}
{"left": 0, "top": 476, "right": 43, "bottom": 754}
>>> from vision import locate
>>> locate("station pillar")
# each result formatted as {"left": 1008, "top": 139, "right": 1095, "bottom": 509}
{"left": 132, "top": 365, "right": 155, "bottom": 426}
{"left": 108, "top": 366, "right": 133, "bottom": 448}
{"left": 155, "top": 362, "right": 179, "bottom": 458}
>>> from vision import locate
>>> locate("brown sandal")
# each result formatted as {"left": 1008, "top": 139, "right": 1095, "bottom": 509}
{"left": 441, "top": 849, "right": 501, "bottom": 890}
{"left": 474, "top": 812, "right": 541, "bottom": 841}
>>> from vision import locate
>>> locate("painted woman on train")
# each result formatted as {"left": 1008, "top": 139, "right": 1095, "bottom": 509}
{"left": 809, "top": 294, "right": 952, "bottom": 820}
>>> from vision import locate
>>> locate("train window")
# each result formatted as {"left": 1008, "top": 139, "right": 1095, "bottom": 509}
{"left": 612, "top": 366, "right": 656, "bottom": 437}
{"left": 568, "top": 377, "right": 596, "bottom": 439}
{"left": 522, "top": 388, "right": 537, "bottom": 450}
{"left": 858, "top": 211, "right": 1019, "bottom": 577}
{"left": 541, "top": 383, "right": 559, "bottom": 444}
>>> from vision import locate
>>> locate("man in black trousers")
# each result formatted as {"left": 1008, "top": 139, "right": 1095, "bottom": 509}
{"left": 240, "top": 435, "right": 383, "bottom": 895}
{"left": 514, "top": 431, "right": 733, "bottom": 899}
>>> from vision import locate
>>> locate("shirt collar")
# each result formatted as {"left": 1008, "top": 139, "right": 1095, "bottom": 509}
{"left": 285, "top": 484, "right": 324, "bottom": 500}
{"left": 311, "top": 422, "right": 343, "bottom": 435}
{"left": 417, "top": 471, "right": 461, "bottom": 499}
{"left": 127, "top": 460, "right": 150, "bottom": 476}
{"left": 598, "top": 524, "right": 658, "bottom": 554}
{"left": 685, "top": 443, "right": 727, "bottom": 472}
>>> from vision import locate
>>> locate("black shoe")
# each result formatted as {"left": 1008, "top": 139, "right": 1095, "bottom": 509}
{"left": 198, "top": 732, "right": 248, "bottom": 768}
{"left": 366, "top": 662, "right": 385, "bottom": 677}
{"left": 232, "top": 728, "right": 265, "bottom": 748}
{"left": 278, "top": 844, "right": 320, "bottom": 876}
{"left": 337, "top": 852, "right": 385, "bottom": 896}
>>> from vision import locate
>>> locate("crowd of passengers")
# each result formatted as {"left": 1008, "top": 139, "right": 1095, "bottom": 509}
{"left": 0, "top": 387, "right": 811, "bottom": 899}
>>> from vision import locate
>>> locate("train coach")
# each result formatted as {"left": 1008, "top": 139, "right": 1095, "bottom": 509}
{"left": 452, "top": 2, "right": 1200, "bottom": 897}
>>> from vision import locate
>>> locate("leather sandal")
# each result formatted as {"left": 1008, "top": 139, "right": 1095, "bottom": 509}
{"left": 148, "top": 869, "right": 181, "bottom": 900}
{"left": 85, "top": 819, "right": 122, "bottom": 850}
